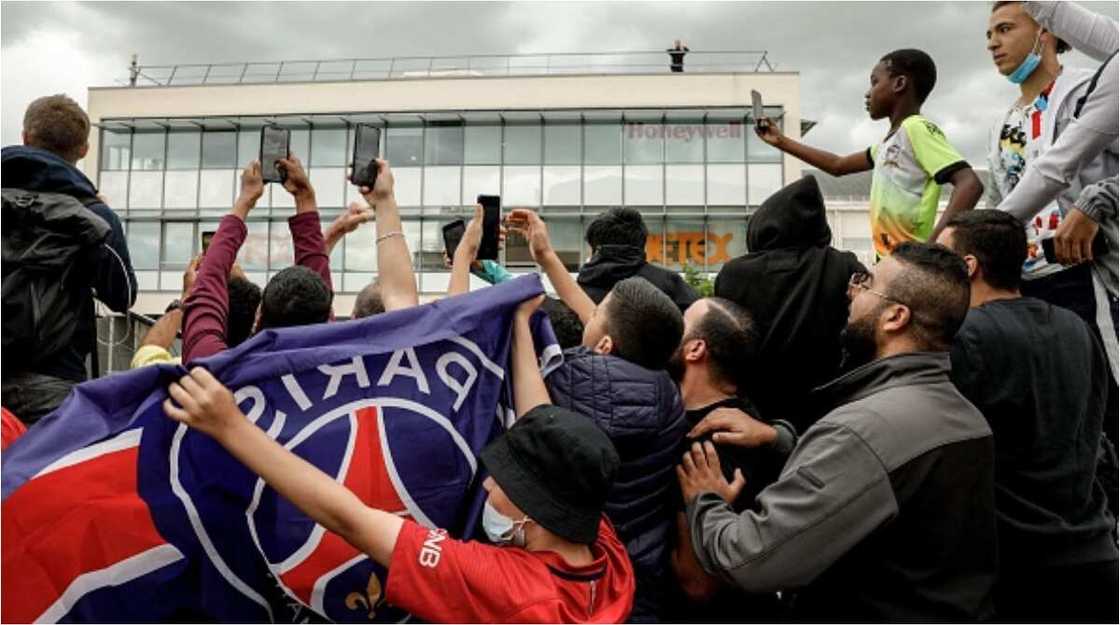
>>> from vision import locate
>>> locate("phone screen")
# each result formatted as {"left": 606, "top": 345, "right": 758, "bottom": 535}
{"left": 443, "top": 219, "right": 466, "bottom": 259}
{"left": 351, "top": 125, "right": 382, "bottom": 188}
{"left": 751, "top": 90, "right": 765, "bottom": 126}
{"left": 201, "top": 230, "right": 216, "bottom": 254}
{"left": 260, "top": 126, "right": 290, "bottom": 183}
{"left": 476, "top": 195, "right": 501, "bottom": 261}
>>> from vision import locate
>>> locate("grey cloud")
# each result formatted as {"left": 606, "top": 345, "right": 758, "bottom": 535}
{"left": 3, "top": 1, "right": 1117, "bottom": 165}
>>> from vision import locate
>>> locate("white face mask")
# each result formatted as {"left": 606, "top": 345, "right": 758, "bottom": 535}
{"left": 482, "top": 500, "right": 530, "bottom": 547}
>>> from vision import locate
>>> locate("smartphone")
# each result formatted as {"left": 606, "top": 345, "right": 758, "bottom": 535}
{"left": 260, "top": 125, "right": 290, "bottom": 184}
{"left": 476, "top": 194, "right": 501, "bottom": 261}
{"left": 350, "top": 124, "right": 382, "bottom": 188}
{"left": 201, "top": 230, "right": 216, "bottom": 254}
{"left": 751, "top": 89, "right": 766, "bottom": 129}
{"left": 1041, "top": 235, "right": 1108, "bottom": 264}
{"left": 443, "top": 219, "right": 467, "bottom": 259}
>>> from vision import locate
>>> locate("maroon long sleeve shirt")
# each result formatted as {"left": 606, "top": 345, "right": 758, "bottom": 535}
{"left": 182, "top": 211, "right": 332, "bottom": 363}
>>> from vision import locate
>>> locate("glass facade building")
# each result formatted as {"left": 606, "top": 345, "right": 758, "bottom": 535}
{"left": 98, "top": 108, "right": 786, "bottom": 303}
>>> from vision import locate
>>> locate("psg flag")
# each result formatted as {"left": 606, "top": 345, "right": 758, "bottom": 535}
{"left": 2, "top": 274, "right": 560, "bottom": 623}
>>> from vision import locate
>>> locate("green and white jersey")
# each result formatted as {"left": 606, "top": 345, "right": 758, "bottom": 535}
{"left": 868, "top": 115, "right": 968, "bottom": 258}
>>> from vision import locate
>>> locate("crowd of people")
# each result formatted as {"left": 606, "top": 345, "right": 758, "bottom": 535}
{"left": 2, "top": 0, "right": 1118, "bottom": 622}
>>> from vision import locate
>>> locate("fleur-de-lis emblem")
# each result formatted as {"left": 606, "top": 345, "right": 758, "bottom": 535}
{"left": 345, "top": 573, "right": 384, "bottom": 620}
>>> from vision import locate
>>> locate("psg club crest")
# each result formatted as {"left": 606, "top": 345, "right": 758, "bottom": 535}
{"left": 145, "top": 336, "right": 511, "bottom": 623}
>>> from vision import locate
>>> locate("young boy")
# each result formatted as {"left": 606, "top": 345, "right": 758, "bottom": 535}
{"left": 507, "top": 208, "right": 687, "bottom": 622}
{"left": 756, "top": 49, "right": 983, "bottom": 259}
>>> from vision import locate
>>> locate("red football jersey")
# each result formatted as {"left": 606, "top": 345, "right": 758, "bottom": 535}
{"left": 386, "top": 516, "right": 635, "bottom": 623}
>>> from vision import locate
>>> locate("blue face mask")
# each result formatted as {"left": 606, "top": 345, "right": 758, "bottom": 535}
{"left": 1008, "top": 30, "right": 1044, "bottom": 84}
{"left": 481, "top": 500, "right": 530, "bottom": 547}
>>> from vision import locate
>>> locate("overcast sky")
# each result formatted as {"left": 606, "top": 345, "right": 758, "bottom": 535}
{"left": 2, "top": 1, "right": 1117, "bottom": 166}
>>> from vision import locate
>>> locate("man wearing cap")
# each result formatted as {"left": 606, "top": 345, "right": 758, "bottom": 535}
{"left": 163, "top": 296, "right": 636, "bottom": 623}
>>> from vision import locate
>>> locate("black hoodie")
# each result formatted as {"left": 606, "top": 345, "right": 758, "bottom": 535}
{"left": 714, "top": 175, "right": 865, "bottom": 432}
{"left": 577, "top": 244, "right": 699, "bottom": 313}
{"left": 2, "top": 145, "right": 137, "bottom": 382}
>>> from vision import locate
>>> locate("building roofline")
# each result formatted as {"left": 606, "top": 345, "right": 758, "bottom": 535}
{"left": 94, "top": 69, "right": 800, "bottom": 93}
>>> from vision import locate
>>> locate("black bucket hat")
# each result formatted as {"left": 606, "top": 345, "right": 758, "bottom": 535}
{"left": 480, "top": 405, "right": 620, "bottom": 545}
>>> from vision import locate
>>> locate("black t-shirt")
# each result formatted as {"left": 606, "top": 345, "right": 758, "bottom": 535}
{"left": 950, "top": 297, "right": 1116, "bottom": 569}
{"left": 662, "top": 397, "right": 788, "bottom": 622}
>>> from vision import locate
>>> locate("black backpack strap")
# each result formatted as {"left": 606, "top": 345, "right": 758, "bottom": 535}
{"left": 78, "top": 195, "right": 102, "bottom": 379}
{"left": 1073, "top": 50, "right": 1118, "bottom": 119}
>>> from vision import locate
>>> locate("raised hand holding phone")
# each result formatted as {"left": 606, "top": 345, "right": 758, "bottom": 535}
{"left": 260, "top": 125, "right": 290, "bottom": 184}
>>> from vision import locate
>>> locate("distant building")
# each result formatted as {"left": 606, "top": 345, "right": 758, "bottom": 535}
{"left": 83, "top": 50, "right": 802, "bottom": 314}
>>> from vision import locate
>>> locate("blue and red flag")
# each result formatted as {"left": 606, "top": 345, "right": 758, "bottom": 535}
{"left": 2, "top": 275, "right": 559, "bottom": 623}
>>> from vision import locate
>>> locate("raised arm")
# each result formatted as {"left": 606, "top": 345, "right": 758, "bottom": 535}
{"left": 360, "top": 159, "right": 418, "bottom": 311}
{"left": 507, "top": 208, "right": 596, "bottom": 324}
{"left": 182, "top": 162, "right": 262, "bottom": 363}
{"left": 323, "top": 202, "right": 375, "bottom": 257}
{"left": 279, "top": 157, "right": 333, "bottom": 292}
{"left": 511, "top": 295, "right": 551, "bottom": 418}
{"left": 1026, "top": 1, "right": 1119, "bottom": 62}
{"left": 136, "top": 257, "right": 198, "bottom": 357}
{"left": 755, "top": 116, "right": 873, "bottom": 177}
{"left": 164, "top": 367, "right": 404, "bottom": 566}
{"left": 448, "top": 204, "right": 485, "bottom": 297}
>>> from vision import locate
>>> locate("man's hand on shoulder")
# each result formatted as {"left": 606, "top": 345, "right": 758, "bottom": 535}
{"left": 687, "top": 407, "right": 778, "bottom": 448}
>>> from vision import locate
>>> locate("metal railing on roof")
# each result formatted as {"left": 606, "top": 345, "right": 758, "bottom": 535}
{"left": 122, "top": 50, "right": 775, "bottom": 87}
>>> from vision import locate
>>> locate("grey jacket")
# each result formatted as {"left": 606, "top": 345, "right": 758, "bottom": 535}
{"left": 998, "top": 1, "right": 1119, "bottom": 223}
{"left": 1076, "top": 176, "right": 1119, "bottom": 300}
{"left": 687, "top": 352, "right": 997, "bottom": 621}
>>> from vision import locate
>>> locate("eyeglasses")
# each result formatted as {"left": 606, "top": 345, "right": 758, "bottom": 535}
{"left": 848, "top": 271, "right": 902, "bottom": 305}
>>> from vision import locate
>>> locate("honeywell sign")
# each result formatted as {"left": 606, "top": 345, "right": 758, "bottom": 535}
{"left": 625, "top": 122, "right": 743, "bottom": 141}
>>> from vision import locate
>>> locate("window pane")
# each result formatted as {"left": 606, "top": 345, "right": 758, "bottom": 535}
{"left": 462, "top": 166, "right": 500, "bottom": 204}
{"left": 584, "top": 124, "right": 621, "bottom": 165}
{"left": 543, "top": 166, "right": 581, "bottom": 205}
{"left": 98, "top": 171, "right": 128, "bottom": 208}
{"left": 393, "top": 167, "right": 422, "bottom": 206}
{"left": 164, "top": 170, "right": 198, "bottom": 209}
{"left": 584, "top": 166, "right": 621, "bottom": 204}
{"left": 706, "top": 122, "right": 745, "bottom": 163}
{"left": 643, "top": 216, "right": 666, "bottom": 265}
{"left": 238, "top": 130, "right": 259, "bottom": 165}
{"left": 311, "top": 128, "right": 347, "bottom": 167}
{"left": 544, "top": 124, "right": 580, "bottom": 165}
{"left": 503, "top": 166, "right": 541, "bottom": 206}
{"left": 748, "top": 164, "right": 783, "bottom": 205}
{"left": 343, "top": 222, "right": 376, "bottom": 272}
{"left": 289, "top": 129, "right": 310, "bottom": 162}
{"left": 101, "top": 130, "right": 131, "bottom": 170}
{"left": 162, "top": 222, "right": 194, "bottom": 265}
{"left": 403, "top": 221, "right": 422, "bottom": 268}
{"left": 387, "top": 127, "right": 423, "bottom": 166}
{"left": 131, "top": 132, "right": 165, "bottom": 170}
{"left": 465, "top": 125, "right": 500, "bottom": 165}
{"left": 129, "top": 171, "right": 163, "bottom": 209}
{"left": 624, "top": 123, "right": 663, "bottom": 164}
{"left": 167, "top": 131, "right": 201, "bottom": 169}
{"left": 665, "top": 165, "right": 704, "bottom": 205}
{"left": 202, "top": 131, "right": 236, "bottom": 169}
{"left": 424, "top": 124, "right": 463, "bottom": 166}
{"left": 665, "top": 122, "right": 704, "bottom": 163}
{"left": 507, "top": 216, "right": 582, "bottom": 270}
{"left": 663, "top": 220, "right": 707, "bottom": 270}
{"left": 419, "top": 220, "right": 445, "bottom": 271}
{"left": 503, "top": 125, "right": 541, "bottom": 165}
{"left": 705, "top": 219, "right": 749, "bottom": 270}
{"left": 269, "top": 221, "right": 294, "bottom": 267}
{"left": 199, "top": 169, "right": 235, "bottom": 208}
{"left": 126, "top": 222, "right": 159, "bottom": 269}
{"left": 310, "top": 167, "right": 345, "bottom": 207}
{"left": 747, "top": 121, "right": 782, "bottom": 163}
{"left": 707, "top": 163, "right": 746, "bottom": 205}
{"left": 240, "top": 221, "right": 269, "bottom": 271}
{"left": 424, "top": 166, "right": 461, "bottom": 206}
{"left": 624, "top": 165, "right": 663, "bottom": 205}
